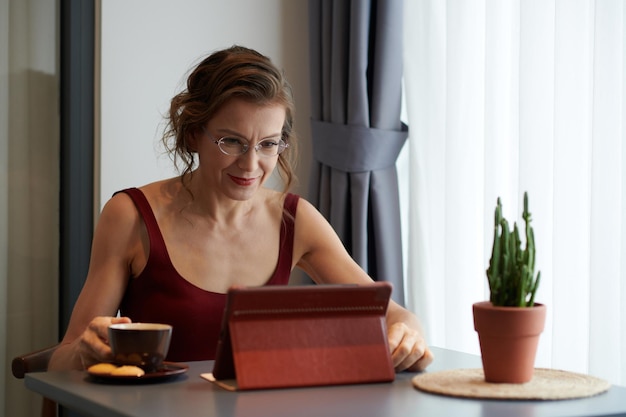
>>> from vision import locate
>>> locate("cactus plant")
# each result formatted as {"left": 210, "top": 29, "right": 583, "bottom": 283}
{"left": 486, "top": 192, "right": 541, "bottom": 307}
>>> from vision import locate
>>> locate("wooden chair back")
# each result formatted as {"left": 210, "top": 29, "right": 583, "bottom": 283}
{"left": 12, "top": 344, "right": 59, "bottom": 417}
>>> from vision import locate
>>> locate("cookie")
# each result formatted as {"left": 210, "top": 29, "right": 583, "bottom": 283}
{"left": 110, "top": 365, "right": 145, "bottom": 377}
{"left": 87, "top": 363, "right": 119, "bottom": 376}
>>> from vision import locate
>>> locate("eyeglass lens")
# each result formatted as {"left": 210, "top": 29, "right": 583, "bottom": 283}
{"left": 216, "top": 137, "right": 287, "bottom": 156}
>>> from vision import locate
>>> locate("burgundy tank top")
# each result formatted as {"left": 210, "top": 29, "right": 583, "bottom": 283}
{"left": 116, "top": 187, "right": 298, "bottom": 361}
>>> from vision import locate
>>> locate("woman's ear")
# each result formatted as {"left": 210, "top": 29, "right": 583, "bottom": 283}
{"left": 186, "top": 130, "right": 199, "bottom": 153}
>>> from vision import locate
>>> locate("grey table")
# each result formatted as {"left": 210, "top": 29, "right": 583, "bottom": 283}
{"left": 25, "top": 347, "right": 626, "bottom": 417}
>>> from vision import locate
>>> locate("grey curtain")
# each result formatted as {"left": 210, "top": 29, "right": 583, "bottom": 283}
{"left": 308, "top": 0, "right": 408, "bottom": 305}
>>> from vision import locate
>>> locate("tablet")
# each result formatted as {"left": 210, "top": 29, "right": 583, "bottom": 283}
{"left": 206, "top": 282, "right": 395, "bottom": 390}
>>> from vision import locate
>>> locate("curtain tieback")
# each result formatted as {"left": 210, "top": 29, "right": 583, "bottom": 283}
{"left": 310, "top": 120, "right": 408, "bottom": 173}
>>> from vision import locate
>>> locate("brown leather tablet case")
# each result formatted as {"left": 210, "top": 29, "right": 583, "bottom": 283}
{"left": 208, "top": 283, "right": 395, "bottom": 390}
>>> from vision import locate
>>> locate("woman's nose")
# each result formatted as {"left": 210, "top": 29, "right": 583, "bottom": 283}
{"left": 237, "top": 148, "right": 260, "bottom": 171}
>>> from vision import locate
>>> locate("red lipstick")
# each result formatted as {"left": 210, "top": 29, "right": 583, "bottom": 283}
{"left": 229, "top": 175, "right": 257, "bottom": 186}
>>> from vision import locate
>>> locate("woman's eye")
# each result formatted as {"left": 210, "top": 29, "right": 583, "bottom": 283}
{"left": 221, "top": 137, "right": 244, "bottom": 147}
{"left": 259, "top": 140, "right": 278, "bottom": 149}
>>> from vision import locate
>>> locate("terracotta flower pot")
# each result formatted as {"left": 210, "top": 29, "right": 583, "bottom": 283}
{"left": 473, "top": 301, "right": 547, "bottom": 383}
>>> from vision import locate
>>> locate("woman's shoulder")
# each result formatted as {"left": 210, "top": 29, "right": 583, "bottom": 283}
{"left": 97, "top": 192, "right": 143, "bottom": 233}
{"left": 282, "top": 193, "right": 326, "bottom": 226}
{"left": 261, "top": 188, "right": 312, "bottom": 210}
{"left": 120, "top": 178, "right": 183, "bottom": 211}
{"left": 102, "top": 179, "right": 173, "bottom": 217}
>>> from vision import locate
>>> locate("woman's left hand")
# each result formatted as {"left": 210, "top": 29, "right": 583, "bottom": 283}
{"left": 387, "top": 322, "right": 434, "bottom": 372}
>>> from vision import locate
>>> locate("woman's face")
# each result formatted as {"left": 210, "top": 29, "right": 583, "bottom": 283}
{"left": 194, "top": 98, "right": 286, "bottom": 201}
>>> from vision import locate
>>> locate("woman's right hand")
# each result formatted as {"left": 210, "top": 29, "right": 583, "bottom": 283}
{"left": 77, "top": 316, "right": 131, "bottom": 369}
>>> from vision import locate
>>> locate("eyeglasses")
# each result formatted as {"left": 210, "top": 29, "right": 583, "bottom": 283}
{"left": 212, "top": 135, "right": 289, "bottom": 157}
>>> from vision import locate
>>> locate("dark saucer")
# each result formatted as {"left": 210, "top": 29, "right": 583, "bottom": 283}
{"left": 87, "top": 362, "right": 189, "bottom": 384}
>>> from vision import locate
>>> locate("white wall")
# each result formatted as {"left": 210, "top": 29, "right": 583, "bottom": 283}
{"left": 98, "top": 0, "right": 312, "bottom": 210}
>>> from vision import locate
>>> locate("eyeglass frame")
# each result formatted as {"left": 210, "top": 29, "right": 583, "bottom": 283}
{"left": 204, "top": 129, "right": 289, "bottom": 157}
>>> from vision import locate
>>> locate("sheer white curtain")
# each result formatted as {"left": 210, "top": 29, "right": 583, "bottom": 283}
{"left": 402, "top": 0, "right": 625, "bottom": 386}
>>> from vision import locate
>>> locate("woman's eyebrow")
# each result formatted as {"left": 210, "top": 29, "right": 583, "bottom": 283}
{"left": 215, "top": 129, "right": 282, "bottom": 141}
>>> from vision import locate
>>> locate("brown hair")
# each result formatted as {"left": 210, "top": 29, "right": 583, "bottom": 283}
{"left": 162, "top": 45, "right": 298, "bottom": 192}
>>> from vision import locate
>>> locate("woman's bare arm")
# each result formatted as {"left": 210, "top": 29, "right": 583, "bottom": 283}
{"left": 293, "top": 198, "right": 433, "bottom": 371}
{"left": 48, "top": 193, "right": 141, "bottom": 370}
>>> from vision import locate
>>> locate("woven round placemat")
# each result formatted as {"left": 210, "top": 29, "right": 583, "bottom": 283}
{"left": 412, "top": 368, "right": 610, "bottom": 400}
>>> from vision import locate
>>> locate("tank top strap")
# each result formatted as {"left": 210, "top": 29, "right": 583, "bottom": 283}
{"left": 284, "top": 192, "right": 299, "bottom": 218}
{"left": 114, "top": 188, "right": 169, "bottom": 262}
{"left": 274, "top": 193, "right": 299, "bottom": 283}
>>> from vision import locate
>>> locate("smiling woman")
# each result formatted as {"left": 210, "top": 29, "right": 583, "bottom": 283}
{"left": 48, "top": 45, "right": 433, "bottom": 376}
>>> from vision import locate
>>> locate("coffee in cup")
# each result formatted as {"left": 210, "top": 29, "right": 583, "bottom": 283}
{"left": 108, "top": 323, "right": 172, "bottom": 372}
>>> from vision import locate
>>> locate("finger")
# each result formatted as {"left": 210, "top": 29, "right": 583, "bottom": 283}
{"left": 387, "top": 322, "right": 434, "bottom": 371}
{"left": 392, "top": 335, "right": 425, "bottom": 371}
{"left": 390, "top": 330, "right": 419, "bottom": 370}
{"left": 80, "top": 317, "right": 118, "bottom": 367}
{"left": 111, "top": 316, "right": 132, "bottom": 325}
{"left": 405, "top": 346, "right": 435, "bottom": 372}
{"left": 88, "top": 317, "right": 113, "bottom": 341}
{"left": 387, "top": 322, "right": 407, "bottom": 353}
{"left": 79, "top": 331, "right": 113, "bottom": 368}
